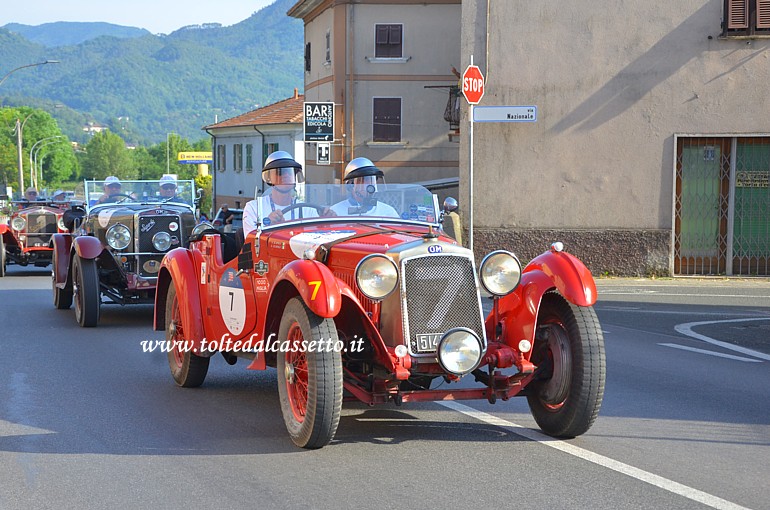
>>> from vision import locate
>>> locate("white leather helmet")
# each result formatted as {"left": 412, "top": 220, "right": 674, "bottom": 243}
{"left": 262, "top": 151, "right": 304, "bottom": 186}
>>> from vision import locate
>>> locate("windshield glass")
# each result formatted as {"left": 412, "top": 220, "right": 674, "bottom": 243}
{"left": 84, "top": 179, "right": 195, "bottom": 209}
{"left": 253, "top": 183, "right": 439, "bottom": 230}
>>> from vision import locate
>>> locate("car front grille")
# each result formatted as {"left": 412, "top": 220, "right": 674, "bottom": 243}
{"left": 137, "top": 214, "right": 181, "bottom": 277}
{"left": 24, "top": 211, "right": 57, "bottom": 246}
{"left": 401, "top": 254, "right": 485, "bottom": 356}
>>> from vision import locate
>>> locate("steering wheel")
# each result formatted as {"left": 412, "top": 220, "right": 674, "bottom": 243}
{"left": 99, "top": 193, "right": 135, "bottom": 204}
{"left": 280, "top": 202, "right": 327, "bottom": 217}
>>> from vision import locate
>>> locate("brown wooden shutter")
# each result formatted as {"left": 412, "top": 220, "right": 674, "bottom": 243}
{"left": 757, "top": 0, "right": 770, "bottom": 28}
{"left": 727, "top": 0, "right": 749, "bottom": 29}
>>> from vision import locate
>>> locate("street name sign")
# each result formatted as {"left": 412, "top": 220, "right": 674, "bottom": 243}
{"left": 473, "top": 106, "right": 538, "bottom": 123}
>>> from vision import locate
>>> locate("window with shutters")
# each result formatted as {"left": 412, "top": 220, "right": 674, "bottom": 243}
{"left": 374, "top": 24, "right": 402, "bottom": 58}
{"left": 233, "top": 144, "right": 243, "bottom": 173}
{"left": 246, "top": 144, "right": 253, "bottom": 172}
{"left": 217, "top": 144, "right": 226, "bottom": 172}
{"left": 305, "top": 42, "right": 311, "bottom": 72}
{"left": 723, "top": 0, "right": 770, "bottom": 36}
{"left": 325, "top": 30, "right": 331, "bottom": 64}
{"left": 373, "top": 98, "right": 401, "bottom": 142}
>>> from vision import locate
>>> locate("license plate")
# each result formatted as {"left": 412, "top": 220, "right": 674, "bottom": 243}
{"left": 415, "top": 333, "right": 441, "bottom": 353}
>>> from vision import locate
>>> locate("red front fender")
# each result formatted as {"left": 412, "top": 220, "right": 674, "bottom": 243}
{"left": 487, "top": 247, "right": 597, "bottom": 348}
{"left": 52, "top": 234, "right": 73, "bottom": 286}
{"left": 272, "top": 259, "right": 342, "bottom": 318}
{"left": 154, "top": 248, "right": 205, "bottom": 348}
{"left": 72, "top": 235, "right": 104, "bottom": 260}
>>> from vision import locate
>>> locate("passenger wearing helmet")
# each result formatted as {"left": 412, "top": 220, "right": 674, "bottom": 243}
{"left": 242, "top": 151, "right": 326, "bottom": 235}
{"left": 441, "top": 196, "right": 462, "bottom": 244}
{"left": 329, "top": 157, "right": 399, "bottom": 217}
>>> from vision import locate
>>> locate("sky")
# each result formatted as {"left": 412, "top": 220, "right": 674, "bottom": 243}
{"left": 0, "top": 0, "right": 275, "bottom": 35}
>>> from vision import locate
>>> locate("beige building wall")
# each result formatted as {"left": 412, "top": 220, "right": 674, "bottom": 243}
{"left": 460, "top": 1, "right": 770, "bottom": 274}
{"left": 292, "top": 0, "right": 461, "bottom": 188}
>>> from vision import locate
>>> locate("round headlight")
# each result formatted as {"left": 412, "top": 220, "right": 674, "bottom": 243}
{"left": 437, "top": 328, "right": 483, "bottom": 375}
{"left": 11, "top": 217, "right": 26, "bottom": 231}
{"left": 355, "top": 254, "right": 398, "bottom": 301}
{"left": 57, "top": 217, "right": 67, "bottom": 231}
{"left": 479, "top": 250, "right": 522, "bottom": 296}
{"left": 106, "top": 224, "right": 131, "bottom": 250}
{"left": 152, "top": 231, "right": 172, "bottom": 251}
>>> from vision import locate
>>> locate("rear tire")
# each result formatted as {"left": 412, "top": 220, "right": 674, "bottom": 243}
{"left": 166, "top": 284, "right": 209, "bottom": 387}
{"left": 52, "top": 248, "right": 72, "bottom": 309}
{"left": 277, "top": 297, "right": 342, "bottom": 449}
{"left": 73, "top": 255, "right": 100, "bottom": 327}
{"left": 526, "top": 292, "right": 605, "bottom": 438}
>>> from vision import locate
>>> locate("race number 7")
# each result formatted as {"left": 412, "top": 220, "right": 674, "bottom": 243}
{"left": 308, "top": 280, "right": 322, "bottom": 300}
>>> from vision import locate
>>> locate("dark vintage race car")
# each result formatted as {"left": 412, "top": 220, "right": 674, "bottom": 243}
{"left": 0, "top": 197, "right": 76, "bottom": 276}
{"left": 52, "top": 179, "right": 198, "bottom": 327}
{"left": 154, "top": 183, "right": 605, "bottom": 448}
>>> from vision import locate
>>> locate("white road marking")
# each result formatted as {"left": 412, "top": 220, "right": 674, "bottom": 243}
{"left": 675, "top": 318, "right": 770, "bottom": 361}
{"left": 658, "top": 343, "right": 763, "bottom": 362}
{"left": 438, "top": 401, "right": 751, "bottom": 510}
{"left": 596, "top": 306, "right": 768, "bottom": 317}
{"left": 598, "top": 290, "right": 769, "bottom": 299}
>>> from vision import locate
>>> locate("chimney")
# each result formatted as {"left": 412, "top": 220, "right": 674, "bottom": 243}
{"left": 294, "top": 87, "right": 298, "bottom": 99}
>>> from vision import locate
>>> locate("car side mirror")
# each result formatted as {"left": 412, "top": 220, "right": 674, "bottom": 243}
{"left": 195, "top": 188, "right": 204, "bottom": 206}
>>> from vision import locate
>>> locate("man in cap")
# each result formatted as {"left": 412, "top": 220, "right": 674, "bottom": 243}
{"left": 23, "top": 187, "right": 40, "bottom": 202}
{"left": 52, "top": 189, "right": 67, "bottom": 202}
{"left": 158, "top": 175, "right": 186, "bottom": 203}
{"left": 97, "top": 176, "right": 123, "bottom": 204}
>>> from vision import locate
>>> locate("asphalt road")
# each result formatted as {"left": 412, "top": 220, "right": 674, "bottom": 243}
{"left": 1, "top": 267, "right": 769, "bottom": 510}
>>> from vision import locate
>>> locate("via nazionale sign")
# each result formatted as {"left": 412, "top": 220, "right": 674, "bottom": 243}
{"left": 303, "top": 102, "right": 334, "bottom": 142}
{"left": 472, "top": 106, "right": 538, "bottom": 123}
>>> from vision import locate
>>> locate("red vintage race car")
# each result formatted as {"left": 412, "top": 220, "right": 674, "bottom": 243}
{"left": 0, "top": 198, "right": 74, "bottom": 276}
{"left": 154, "top": 183, "right": 606, "bottom": 448}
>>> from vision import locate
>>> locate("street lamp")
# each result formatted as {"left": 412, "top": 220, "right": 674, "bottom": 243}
{"left": 0, "top": 60, "right": 60, "bottom": 88}
{"left": 1, "top": 59, "right": 60, "bottom": 193}
{"left": 29, "top": 136, "right": 64, "bottom": 188}
{"left": 32, "top": 137, "right": 65, "bottom": 189}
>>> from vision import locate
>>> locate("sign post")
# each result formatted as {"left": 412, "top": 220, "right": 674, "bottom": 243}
{"left": 303, "top": 102, "right": 334, "bottom": 142}
{"left": 462, "top": 58, "right": 485, "bottom": 253}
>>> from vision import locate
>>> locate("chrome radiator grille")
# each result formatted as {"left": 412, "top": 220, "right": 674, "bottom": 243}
{"left": 137, "top": 214, "right": 180, "bottom": 278}
{"left": 401, "top": 255, "right": 485, "bottom": 355}
{"left": 25, "top": 212, "right": 57, "bottom": 246}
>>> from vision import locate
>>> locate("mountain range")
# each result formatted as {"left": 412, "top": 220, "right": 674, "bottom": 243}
{"left": 0, "top": 0, "right": 303, "bottom": 145}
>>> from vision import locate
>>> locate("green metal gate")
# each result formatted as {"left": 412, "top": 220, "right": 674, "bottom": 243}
{"left": 674, "top": 136, "right": 770, "bottom": 276}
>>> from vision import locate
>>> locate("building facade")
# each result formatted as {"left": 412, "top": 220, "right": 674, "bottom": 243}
{"left": 461, "top": 1, "right": 770, "bottom": 276}
{"left": 288, "top": 0, "right": 461, "bottom": 197}
{"left": 204, "top": 90, "right": 305, "bottom": 211}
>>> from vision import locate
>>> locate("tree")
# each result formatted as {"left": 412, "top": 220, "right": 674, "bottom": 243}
{"left": 81, "top": 130, "right": 137, "bottom": 180}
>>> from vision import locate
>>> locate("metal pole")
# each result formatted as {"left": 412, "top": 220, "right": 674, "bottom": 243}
{"left": 16, "top": 119, "right": 24, "bottom": 194}
{"left": 468, "top": 55, "right": 474, "bottom": 253}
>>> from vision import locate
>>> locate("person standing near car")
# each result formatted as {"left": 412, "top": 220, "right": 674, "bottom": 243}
{"left": 330, "top": 157, "right": 399, "bottom": 217}
{"left": 219, "top": 204, "right": 234, "bottom": 232}
{"left": 242, "top": 151, "right": 328, "bottom": 236}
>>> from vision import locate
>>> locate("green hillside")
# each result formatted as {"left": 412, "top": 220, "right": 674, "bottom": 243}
{"left": 3, "top": 22, "right": 150, "bottom": 47}
{"left": 0, "top": 0, "right": 303, "bottom": 145}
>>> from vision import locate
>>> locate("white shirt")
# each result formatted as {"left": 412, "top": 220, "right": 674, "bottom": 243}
{"left": 242, "top": 192, "right": 320, "bottom": 236}
{"left": 330, "top": 199, "right": 399, "bottom": 218}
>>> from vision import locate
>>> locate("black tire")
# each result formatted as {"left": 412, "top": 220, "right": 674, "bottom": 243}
{"left": 166, "top": 284, "right": 209, "bottom": 387}
{"left": 0, "top": 237, "right": 6, "bottom": 277}
{"left": 73, "top": 255, "right": 100, "bottom": 327}
{"left": 52, "top": 249, "right": 72, "bottom": 309}
{"left": 276, "top": 297, "right": 343, "bottom": 449}
{"left": 526, "top": 292, "right": 606, "bottom": 438}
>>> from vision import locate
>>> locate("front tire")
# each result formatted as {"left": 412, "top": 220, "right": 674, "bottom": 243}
{"left": 52, "top": 249, "right": 72, "bottom": 309}
{"left": 277, "top": 297, "right": 343, "bottom": 449}
{"left": 526, "top": 292, "right": 606, "bottom": 438}
{"left": 0, "top": 237, "right": 6, "bottom": 277}
{"left": 166, "top": 284, "right": 209, "bottom": 387}
{"left": 73, "top": 255, "right": 100, "bottom": 327}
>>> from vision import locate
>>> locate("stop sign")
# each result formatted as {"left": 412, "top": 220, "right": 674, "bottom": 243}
{"left": 462, "top": 65, "right": 485, "bottom": 105}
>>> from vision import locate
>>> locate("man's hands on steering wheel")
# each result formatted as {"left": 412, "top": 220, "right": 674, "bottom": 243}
{"left": 269, "top": 202, "right": 336, "bottom": 224}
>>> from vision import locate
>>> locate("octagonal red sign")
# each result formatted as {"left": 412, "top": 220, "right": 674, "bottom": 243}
{"left": 462, "top": 65, "right": 485, "bottom": 105}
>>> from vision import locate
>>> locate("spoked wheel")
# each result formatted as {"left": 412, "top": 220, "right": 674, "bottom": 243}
{"left": 526, "top": 291, "right": 606, "bottom": 438}
{"left": 73, "top": 255, "right": 100, "bottom": 327}
{"left": 277, "top": 297, "right": 342, "bottom": 449}
{"left": 52, "top": 248, "right": 72, "bottom": 309}
{"left": 166, "top": 284, "right": 209, "bottom": 387}
{"left": 0, "top": 238, "right": 6, "bottom": 277}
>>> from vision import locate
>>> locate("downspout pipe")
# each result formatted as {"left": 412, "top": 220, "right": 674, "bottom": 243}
{"left": 205, "top": 128, "right": 216, "bottom": 213}
{"left": 253, "top": 126, "right": 266, "bottom": 195}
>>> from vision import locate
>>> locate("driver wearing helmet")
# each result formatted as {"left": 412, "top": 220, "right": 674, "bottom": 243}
{"left": 330, "top": 157, "right": 399, "bottom": 217}
{"left": 242, "top": 151, "right": 330, "bottom": 235}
